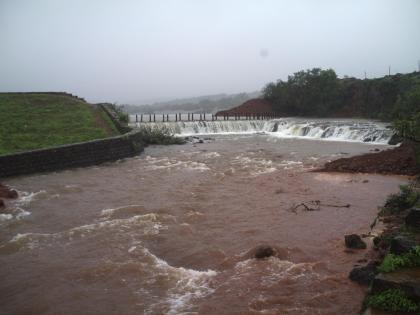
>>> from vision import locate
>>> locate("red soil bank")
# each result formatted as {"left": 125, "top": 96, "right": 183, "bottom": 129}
{"left": 319, "top": 142, "right": 419, "bottom": 176}
{"left": 216, "top": 98, "right": 275, "bottom": 116}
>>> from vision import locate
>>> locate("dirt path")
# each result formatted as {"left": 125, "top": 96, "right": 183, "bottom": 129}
{"left": 89, "top": 105, "right": 118, "bottom": 136}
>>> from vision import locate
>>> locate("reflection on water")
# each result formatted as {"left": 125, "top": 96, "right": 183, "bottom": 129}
{"left": 0, "top": 135, "right": 407, "bottom": 314}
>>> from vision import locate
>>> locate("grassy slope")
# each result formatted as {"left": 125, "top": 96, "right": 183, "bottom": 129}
{"left": 0, "top": 93, "right": 119, "bottom": 155}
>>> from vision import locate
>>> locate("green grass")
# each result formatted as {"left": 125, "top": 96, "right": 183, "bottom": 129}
{"left": 378, "top": 246, "right": 420, "bottom": 273}
{"left": 0, "top": 93, "right": 117, "bottom": 155}
{"left": 366, "top": 289, "right": 420, "bottom": 313}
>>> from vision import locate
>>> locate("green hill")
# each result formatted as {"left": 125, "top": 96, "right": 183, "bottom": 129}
{"left": 0, "top": 93, "right": 119, "bottom": 155}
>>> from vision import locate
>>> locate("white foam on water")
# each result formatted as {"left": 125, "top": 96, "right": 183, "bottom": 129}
{"left": 145, "top": 156, "right": 210, "bottom": 172}
{"left": 134, "top": 119, "right": 395, "bottom": 144}
{"left": 5, "top": 213, "right": 166, "bottom": 250}
{"left": 141, "top": 246, "right": 217, "bottom": 315}
{"left": 15, "top": 190, "right": 47, "bottom": 206}
{"left": 0, "top": 207, "right": 31, "bottom": 223}
{"left": 202, "top": 151, "right": 221, "bottom": 159}
{"left": 100, "top": 204, "right": 145, "bottom": 218}
{"left": 232, "top": 155, "right": 277, "bottom": 176}
{"left": 0, "top": 213, "right": 13, "bottom": 222}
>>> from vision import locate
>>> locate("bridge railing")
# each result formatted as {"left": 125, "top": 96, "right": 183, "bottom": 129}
{"left": 129, "top": 113, "right": 281, "bottom": 123}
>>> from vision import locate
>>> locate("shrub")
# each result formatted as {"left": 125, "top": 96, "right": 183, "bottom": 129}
{"left": 366, "top": 289, "right": 419, "bottom": 313}
{"left": 137, "top": 125, "right": 185, "bottom": 145}
{"left": 380, "top": 185, "right": 420, "bottom": 215}
{"left": 378, "top": 246, "right": 420, "bottom": 273}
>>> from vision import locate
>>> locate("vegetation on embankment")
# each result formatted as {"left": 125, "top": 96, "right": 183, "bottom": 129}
{"left": 357, "top": 183, "right": 420, "bottom": 314}
{"left": 0, "top": 93, "right": 120, "bottom": 155}
{"left": 137, "top": 125, "right": 185, "bottom": 145}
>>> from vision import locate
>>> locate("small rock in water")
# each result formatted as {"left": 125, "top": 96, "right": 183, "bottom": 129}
{"left": 405, "top": 207, "right": 420, "bottom": 229}
{"left": 349, "top": 263, "right": 376, "bottom": 285}
{"left": 0, "top": 184, "right": 18, "bottom": 199}
{"left": 0, "top": 199, "right": 4, "bottom": 208}
{"left": 345, "top": 234, "right": 367, "bottom": 249}
{"left": 254, "top": 245, "right": 276, "bottom": 259}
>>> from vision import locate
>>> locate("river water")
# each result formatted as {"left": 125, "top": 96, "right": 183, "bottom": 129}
{"left": 0, "top": 122, "right": 407, "bottom": 315}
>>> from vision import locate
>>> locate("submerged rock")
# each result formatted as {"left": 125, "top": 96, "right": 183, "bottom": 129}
{"left": 0, "top": 184, "right": 18, "bottom": 199}
{"left": 254, "top": 245, "right": 276, "bottom": 259}
{"left": 390, "top": 236, "right": 416, "bottom": 255}
{"left": 405, "top": 208, "right": 420, "bottom": 229}
{"left": 345, "top": 234, "right": 367, "bottom": 249}
{"left": 349, "top": 264, "right": 377, "bottom": 285}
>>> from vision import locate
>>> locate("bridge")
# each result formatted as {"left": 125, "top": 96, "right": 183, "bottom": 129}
{"left": 130, "top": 113, "right": 282, "bottom": 123}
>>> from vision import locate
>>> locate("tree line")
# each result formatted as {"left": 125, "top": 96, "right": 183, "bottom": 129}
{"left": 263, "top": 68, "right": 420, "bottom": 141}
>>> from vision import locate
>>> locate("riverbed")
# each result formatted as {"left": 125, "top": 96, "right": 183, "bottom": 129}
{"left": 0, "top": 134, "right": 407, "bottom": 314}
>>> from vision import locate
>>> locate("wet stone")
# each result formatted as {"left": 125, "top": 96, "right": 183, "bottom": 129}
{"left": 345, "top": 234, "right": 367, "bottom": 249}
{"left": 254, "top": 245, "right": 275, "bottom": 259}
{"left": 349, "top": 264, "right": 376, "bottom": 285}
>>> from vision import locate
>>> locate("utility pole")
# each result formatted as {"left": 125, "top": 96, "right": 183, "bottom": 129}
{"left": 364, "top": 71, "right": 367, "bottom": 79}
{"left": 388, "top": 65, "right": 391, "bottom": 76}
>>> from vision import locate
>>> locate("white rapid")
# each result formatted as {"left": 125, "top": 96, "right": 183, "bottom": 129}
{"left": 133, "top": 118, "right": 395, "bottom": 144}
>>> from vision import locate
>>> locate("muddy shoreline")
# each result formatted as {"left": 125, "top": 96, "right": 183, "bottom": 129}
{"left": 319, "top": 142, "right": 419, "bottom": 176}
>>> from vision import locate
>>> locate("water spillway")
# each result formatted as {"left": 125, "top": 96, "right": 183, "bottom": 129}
{"left": 133, "top": 118, "right": 395, "bottom": 144}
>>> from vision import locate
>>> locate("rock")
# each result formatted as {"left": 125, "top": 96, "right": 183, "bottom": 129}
{"left": 349, "top": 264, "right": 376, "bottom": 285}
{"left": 388, "top": 134, "right": 403, "bottom": 145}
{"left": 198, "top": 139, "right": 204, "bottom": 143}
{"left": 0, "top": 184, "right": 18, "bottom": 199}
{"left": 405, "top": 208, "right": 420, "bottom": 229}
{"left": 345, "top": 234, "right": 367, "bottom": 249}
{"left": 254, "top": 245, "right": 275, "bottom": 259}
{"left": 390, "top": 236, "right": 416, "bottom": 255}
{"left": 371, "top": 268, "right": 420, "bottom": 302}
{"left": 0, "top": 199, "right": 4, "bottom": 208}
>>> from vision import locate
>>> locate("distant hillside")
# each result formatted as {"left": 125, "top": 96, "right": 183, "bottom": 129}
{"left": 0, "top": 93, "right": 119, "bottom": 155}
{"left": 121, "top": 91, "right": 261, "bottom": 114}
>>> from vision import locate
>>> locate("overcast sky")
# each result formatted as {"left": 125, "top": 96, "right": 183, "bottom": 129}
{"left": 1, "top": 0, "right": 419, "bottom": 103}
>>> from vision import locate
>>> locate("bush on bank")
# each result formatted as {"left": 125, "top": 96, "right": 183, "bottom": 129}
{"left": 380, "top": 185, "right": 420, "bottom": 215}
{"left": 366, "top": 289, "right": 420, "bottom": 313}
{"left": 137, "top": 125, "right": 185, "bottom": 145}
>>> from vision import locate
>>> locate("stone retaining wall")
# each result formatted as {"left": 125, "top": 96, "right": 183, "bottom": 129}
{"left": 0, "top": 131, "right": 144, "bottom": 178}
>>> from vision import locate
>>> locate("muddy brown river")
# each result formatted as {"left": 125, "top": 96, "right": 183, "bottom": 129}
{"left": 0, "top": 134, "right": 407, "bottom": 314}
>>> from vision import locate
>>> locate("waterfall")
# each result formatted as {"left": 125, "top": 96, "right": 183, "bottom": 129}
{"left": 132, "top": 119, "right": 395, "bottom": 144}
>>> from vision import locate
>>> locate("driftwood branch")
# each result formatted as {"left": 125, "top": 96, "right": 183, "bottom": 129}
{"left": 288, "top": 200, "right": 351, "bottom": 214}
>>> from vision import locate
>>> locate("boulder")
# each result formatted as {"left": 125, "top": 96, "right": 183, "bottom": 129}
{"left": 388, "top": 134, "right": 403, "bottom": 145}
{"left": 254, "top": 245, "right": 275, "bottom": 259}
{"left": 345, "top": 234, "right": 367, "bottom": 249}
{"left": 405, "top": 208, "right": 420, "bottom": 229}
{"left": 390, "top": 236, "right": 416, "bottom": 255}
{"left": 349, "top": 264, "right": 377, "bottom": 285}
{"left": 0, "top": 184, "right": 18, "bottom": 199}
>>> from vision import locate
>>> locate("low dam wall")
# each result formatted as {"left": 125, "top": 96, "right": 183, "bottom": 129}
{"left": 0, "top": 131, "right": 144, "bottom": 178}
